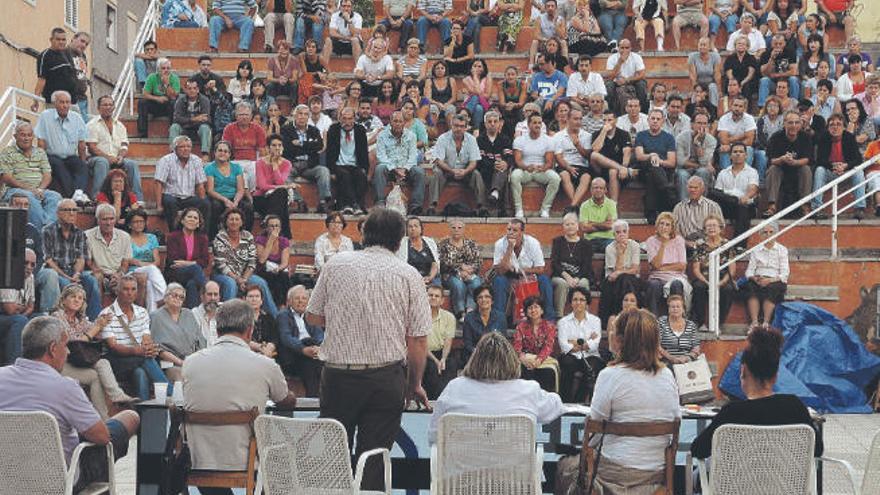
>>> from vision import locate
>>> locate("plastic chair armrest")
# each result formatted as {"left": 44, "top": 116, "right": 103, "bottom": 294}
{"left": 819, "top": 456, "right": 858, "bottom": 495}
{"left": 430, "top": 444, "right": 438, "bottom": 493}
{"left": 696, "top": 457, "right": 712, "bottom": 495}
{"left": 535, "top": 444, "right": 545, "bottom": 494}
{"left": 65, "top": 442, "right": 114, "bottom": 495}
{"left": 354, "top": 447, "right": 392, "bottom": 494}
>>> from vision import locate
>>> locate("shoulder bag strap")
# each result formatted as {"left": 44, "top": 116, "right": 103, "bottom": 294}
{"left": 114, "top": 311, "right": 141, "bottom": 345}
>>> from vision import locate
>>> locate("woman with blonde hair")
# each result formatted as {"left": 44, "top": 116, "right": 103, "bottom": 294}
{"left": 588, "top": 308, "right": 681, "bottom": 493}
{"left": 54, "top": 284, "right": 137, "bottom": 418}
{"left": 644, "top": 211, "right": 691, "bottom": 316}
{"left": 428, "top": 332, "right": 565, "bottom": 444}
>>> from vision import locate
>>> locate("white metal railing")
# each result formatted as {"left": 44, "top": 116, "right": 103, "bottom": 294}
{"left": 0, "top": 87, "right": 45, "bottom": 146}
{"left": 110, "top": 0, "right": 163, "bottom": 120}
{"left": 707, "top": 153, "right": 880, "bottom": 335}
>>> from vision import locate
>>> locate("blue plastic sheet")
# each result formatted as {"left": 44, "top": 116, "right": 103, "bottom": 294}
{"left": 719, "top": 302, "right": 880, "bottom": 413}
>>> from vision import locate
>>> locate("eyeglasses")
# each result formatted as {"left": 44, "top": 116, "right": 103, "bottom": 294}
{"left": 58, "top": 208, "right": 79, "bottom": 212}
{"left": 168, "top": 292, "right": 186, "bottom": 300}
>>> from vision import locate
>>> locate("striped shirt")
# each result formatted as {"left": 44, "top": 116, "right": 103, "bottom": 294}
{"left": 99, "top": 300, "right": 151, "bottom": 345}
{"left": 307, "top": 246, "right": 432, "bottom": 365}
{"left": 672, "top": 196, "right": 723, "bottom": 241}
{"left": 295, "top": 0, "right": 327, "bottom": 17}
{"left": 657, "top": 316, "right": 699, "bottom": 357}
{"left": 0, "top": 145, "right": 51, "bottom": 195}
{"left": 154, "top": 152, "right": 207, "bottom": 198}
{"left": 417, "top": 0, "right": 452, "bottom": 14}
{"left": 42, "top": 222, "right": 90, "bottom": 276}
{"left": 212, "top": 0, "right": 256, "bottom": 16}
{"left": 212, "top": 230, "right": 257, "bottom": 278}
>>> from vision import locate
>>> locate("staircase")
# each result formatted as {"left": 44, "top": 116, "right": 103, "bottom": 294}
{"left": 72, "top": 1, "right": 873, "bottom": 393}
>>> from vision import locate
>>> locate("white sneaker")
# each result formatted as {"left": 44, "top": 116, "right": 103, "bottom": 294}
{"left": 72, "top": 189, "right": 91, "bottom": 204}
{"left": 514, "top": 209, "right": 525, "bottom": 219}
{"left": 539, "top": 208, "right": 550, "bottom": 218}
{"left": 490, "top": 190, "right": 500, "bottom": 201}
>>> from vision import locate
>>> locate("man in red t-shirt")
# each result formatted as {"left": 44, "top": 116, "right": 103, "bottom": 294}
{"left": 816, "top": 0, "right": 854, "bottom": 40}
{"left": 222, "top": 102, "right": 266, "bottom": 191}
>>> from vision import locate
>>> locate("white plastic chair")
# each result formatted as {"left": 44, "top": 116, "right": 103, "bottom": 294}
{"left": 253, "top": 415, "right": 391, "bottom": 495}
{"left": 696, "top": 424, "right": 817, "bottom": 495}
{"left": 0, "top": 410, "right": 115, "bottom": 495}
{"left": 430, "top": 413, "right": 544, "bottom": 495}
{"left": 820, "top": 429, "right": 880, "bottom": 495}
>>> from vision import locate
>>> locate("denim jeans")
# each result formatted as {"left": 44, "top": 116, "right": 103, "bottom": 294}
{"left": 209, "top": 14, "right": 254, "bottom": 50}
{"left": 675, "top": 167, "right": 715, "bottom": 202}
{"left": 718, "top": 146, "right": 754, "bottom": 170}
{"left": 708, "top": 13, "right": 738, "bottom": 35}
{"left": 812, "top": 166, "right": 867, "bottom": 209}
{"left": 293, "top": 16, "right": 325, "bottom": 51}
{"left": 88, "top": 157, "right": 144, "bottom": 201}
{"left": 76, "top": 100, "right": 89, "bottom": 122}
{"left": 132, "top": 358, "right": 169, "bottom": 400}
{"left": 1, "top": 187, "right": 61, "bottom": 232}
{"left": 416, "top": 16, "right": 452, "bottom": 48}
{"left": 379, "top": 17, "right": 414, "bottom": 50}
{"left": 295, "top": 166, "right": 333, "bottom": 201}
{"left": 48, "top": 154, "right": 89, "bottom": 198}
{"left": 598, "top": 11, "right": 628, "bottom": 42}
{"left": 758, "top": 76, "right": 800, "bottom": 107}
{"left": 753, "top": 149, "right": 769, "bottom": 183}
{"left": 36, "top": 268, "right": 102, "bottom": 320}
{"left": 168, "top": 263, "right": 206, "bottom": 309}
{"left": 373, "top": 165, "right": 426, "bottom": 207}
{"left": 491, "top": 274, "right": 557, "bottom": 321}
{"left": 444, "top": 274, "right": 483, "bottom": 315}
{"left": 168, "top": 123, "right": 213, "bottom": 155}
{"left": 0, "top": 314, "right": 27, "bottom": 365}
{"left": 463, "top": 14, "right": 493, "bottom": 52}
{"left": 464, "top": 96, "right": 485, "bottom": 127}
{"left": 212, "top": 273, "right": 279, "bottom": 317}
{"left": 134, "top": 58, "right": 148, "bottom": 87}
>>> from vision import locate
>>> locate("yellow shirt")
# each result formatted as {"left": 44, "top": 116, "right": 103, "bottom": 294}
{"left": 428, "top": 308, "right": 456, "bottom": 352}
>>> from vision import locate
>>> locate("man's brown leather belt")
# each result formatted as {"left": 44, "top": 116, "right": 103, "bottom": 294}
{"left": 324, "top": 360, "right": 402, "bottom": 370}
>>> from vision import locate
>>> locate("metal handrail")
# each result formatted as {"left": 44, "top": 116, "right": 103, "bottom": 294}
{"left": 707, "top": 153, "right": 880, "bottom": 335}
{"left": 110, "top": 0, "right": 162, "bottom": 120}
{"left": 0, "top": 87, "right": 45, "bottom": 146}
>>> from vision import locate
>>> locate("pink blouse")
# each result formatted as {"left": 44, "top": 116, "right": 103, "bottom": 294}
{"left": 184, "top": 233, "right": 195, "bottom": 260}
{"left": 644, "top": 235, "right": 688, "bottom": 284}
{"left": 254, "top": 158, "right": 292, "bottom": 196}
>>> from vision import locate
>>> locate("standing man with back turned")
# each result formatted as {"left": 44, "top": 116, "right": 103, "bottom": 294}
{"left": 307, "top": 207, "right": 432, "bottom": 492}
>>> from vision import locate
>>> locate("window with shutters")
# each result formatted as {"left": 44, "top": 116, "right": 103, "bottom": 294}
{"left": 106, "top": 4, "right": 118, "bottom": 52}
{"left": 65, "top": 0, "right": 79, "bottom": 29}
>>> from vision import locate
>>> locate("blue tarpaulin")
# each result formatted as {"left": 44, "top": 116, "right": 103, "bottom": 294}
{"left": 719, "top": 302, "right": 880, "bottom": 413}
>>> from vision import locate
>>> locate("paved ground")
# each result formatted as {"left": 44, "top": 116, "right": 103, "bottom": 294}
{"left": 114, "top": 413, "right": 880, "bottom": 494}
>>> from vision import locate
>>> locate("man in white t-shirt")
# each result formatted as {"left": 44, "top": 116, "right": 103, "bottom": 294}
{"left": 322, "top": 0, "right": 363, "bottom": 59}
{"left": 491, "top": 218, "right": 557, "bottom": 320}
{"left": 354, "top": 38, "right": 395, "bottom": 98}
{"left": 709, "top": 142, "right": 759, "bottom": 245}
{"left": 616, "top": 96, "right": 649, "bottom": 144}
{"left": 724, "top": 13, "right": 765, "bottom": 56}
{"left": 511, "top": 113, "right": 560, "bottom": 218}
{"left": 604, "top": 39, "right": 648, "bottom": 114}
{"left": 554, "top": 107, "right": 593, "bottom": 208}
{"left": 566, "top": 55, "right": 607, "bottom": 112}
{"left": 717, "top": 95, "right": 756, "bottom": 169}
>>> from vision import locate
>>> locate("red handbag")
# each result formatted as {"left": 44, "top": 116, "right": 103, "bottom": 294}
{"left": 512, "top": 275, "right": 540, "bottom": 322}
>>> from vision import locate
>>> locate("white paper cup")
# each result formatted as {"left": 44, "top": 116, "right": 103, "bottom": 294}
{"left": 154, "top": 382, "right": 168, "bottom": 402}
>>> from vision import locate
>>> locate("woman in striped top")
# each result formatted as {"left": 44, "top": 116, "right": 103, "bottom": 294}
{"left": 657, "top": 294, "right": 701, "bottom": 364}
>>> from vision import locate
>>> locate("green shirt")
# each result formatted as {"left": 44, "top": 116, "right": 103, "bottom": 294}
{"left": 578, "top": 197, "right": 618, "bottom": 241}
{"left": 143, "top": 72, "right": 181, "bottom": 97}
{"left": 0, "top": 144, "right": 51, "bottom": 195}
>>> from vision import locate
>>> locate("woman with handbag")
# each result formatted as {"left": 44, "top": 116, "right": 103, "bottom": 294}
{"left": 55, "top": 284, "right": 137, "bottom": 419}
{"left": 513, "top": 296, "right": 560, "bottom": 393}
{"left": 150, "top": 283, "right": 206, "bottom": 383}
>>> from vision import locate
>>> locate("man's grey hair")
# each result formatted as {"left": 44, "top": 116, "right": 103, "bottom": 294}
{"left": 51, "top": 90, "right": 71, "bottom": 104}
{"left": 235, "top": 102, "right": 253, "bottom": 114}
{"left": 765, "top": 221, "right": 780, "bottom": 234}
{"left": 13, "top": 121, "right": 33, "bottom": 134}
{"left": 687, "top": 176, "right": 705, "bottom": 188}
{"left": 94, "top": 203, "right": 117, "bottom": 219}
{"left": 118, "top": 274, "right": 138, "bottom": 289}
{"left": 293, "top": 104, "right": 309, "bottom": 114}
{"left": 286, "top": 285, "right": 308, "bottom": 303}
{"left": 21, "top": 316, "right": 65, "bottom": 359}
{"left": 157, "top": 57, "right": 171, "bottom": 68}
{"left": 484, "top": 110, "right": 501, "bottom": 124}
{"left": 216, "top": 299, "right": 254, "bottom": 336}
{"left": 612, "top": 218, "right": 630, "bottom": 233}
{"left": 166, "top": 282, "right": 185, "bottom": 295}
{"left": 562, "top": 212, "right": 578, "bottom": 224}
{"left": 170, "top": 135, "right": 192, "bottom": 151}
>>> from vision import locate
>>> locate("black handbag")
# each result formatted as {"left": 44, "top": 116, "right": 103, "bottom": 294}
{"left": 159, "top": 405, "right": 191, "bottom": 495}
{"left": 66, "top": 340, "right": 103, "bottom": 368}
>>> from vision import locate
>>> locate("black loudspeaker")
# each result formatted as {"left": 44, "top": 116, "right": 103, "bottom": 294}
{"left": 0, "top": 207, "right": 27, "bottom": 290}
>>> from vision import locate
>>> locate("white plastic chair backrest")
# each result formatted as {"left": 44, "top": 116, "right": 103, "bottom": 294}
{"left": 861, "top": 429, "right": 880, "bottom": 495}
{"left": 254, "top": 415, "right": 356, "bottom": 495}
{"left": 709, "top": 423, "right": 815, "bottom": 495}
{"left": 0, "top": 410, "right": 69, "bottom": 493}
{"left": 435, "top": 413, "right": 539, "bottom": 495}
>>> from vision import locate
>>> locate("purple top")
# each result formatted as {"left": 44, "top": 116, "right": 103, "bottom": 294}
{"left": 0, "top": 359, "right": 101, "bottom": 464}
{"left": 255, "top": 235, "right": 290, "bottom": 264}
{"left": 644, "top": 235, "right": 688, "bottom": 284}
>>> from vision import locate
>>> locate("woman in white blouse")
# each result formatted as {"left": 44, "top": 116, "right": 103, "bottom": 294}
{"left": 599, "top": 219, "right": 642, "bottom": 326}
{"left": 744, "top": 221, "right": 789, "bottom": 329}
{"left": 588, "top": 308, "right": 681, "bottom": 493}
{"left": 396, "top": 216, "right": 440, "bottom": 285}
{"left": 429, "top": 332, "right": 565, "bottom": 444}
{"left": 313, "top": 211, "right": 354, "bottom": 272}
{"left": 556, "top": 286, "right": 607, "bottom": 403}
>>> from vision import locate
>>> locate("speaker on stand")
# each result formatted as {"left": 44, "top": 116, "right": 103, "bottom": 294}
{"left": 0, "top": 207, "right": 27, "bottom": 290}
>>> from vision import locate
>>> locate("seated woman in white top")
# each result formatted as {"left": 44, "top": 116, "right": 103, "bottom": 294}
{"left": 429, "top": 332, "right": 565, "bottom": 444}
{"left": 589, "top": 308, "right": 681, "bottom": 494}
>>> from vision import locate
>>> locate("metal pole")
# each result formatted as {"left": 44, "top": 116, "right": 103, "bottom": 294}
{"left": 709, "top": 253, "right": 719, "bottom": 335}
{"left": 831, "top": 183, "right": 839, "bottom": 259}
